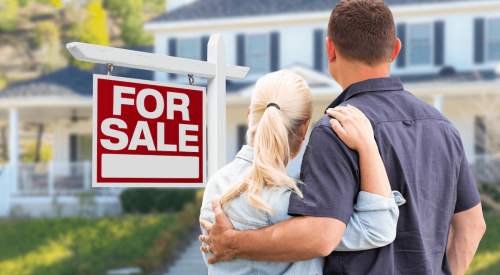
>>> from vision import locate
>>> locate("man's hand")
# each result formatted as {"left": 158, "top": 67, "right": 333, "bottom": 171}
{"left": 200, "top": 199, "right": 237, "bottom": 264}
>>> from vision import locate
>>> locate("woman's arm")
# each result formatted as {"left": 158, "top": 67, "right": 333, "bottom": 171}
{"left": 327, "top": 105, "right": 392, "bottom": 197}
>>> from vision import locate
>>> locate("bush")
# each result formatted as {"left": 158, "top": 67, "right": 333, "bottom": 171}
{"left": 0, "top": 0, "right": 19, "bottom": 32}
{"left": 70, "top": 0, "right": 109, "bottom": 70}
{"left": 120, "top": 188, "right": 200, "bottom": 214}
{"left": 103, "top": 0, "right": 153, "bottom": 46}
{"left": 36, "top": 0, "right": 62, "bottom": 8}
{"left": 34, "top": 21, "right": 60, "bottom": 48}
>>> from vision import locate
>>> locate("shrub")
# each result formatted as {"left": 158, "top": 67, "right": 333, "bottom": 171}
{"left": 0, "top": 0, "right": 19, "bottom": 32}
{"left": 36, "top": 0, "right": 62, "bottom": 8}
{"left": 70, "top": 0, "right": 109, "bottom": 70}
{"left": 120, "top": 188, "right": 200, "bottom": 214}
{"left": 34, "top": 21, "right": 60, "bottom": 48}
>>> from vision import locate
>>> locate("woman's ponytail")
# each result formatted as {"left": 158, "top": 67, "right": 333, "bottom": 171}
{"left": 220, "top": 70, "right": 312, "bottom": 213}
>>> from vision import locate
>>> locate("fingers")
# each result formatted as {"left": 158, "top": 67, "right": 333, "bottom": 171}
{"left": 200, "top": 244, "right": 210, "bottom": 253}
{"left": 200, "top": 220, "right": 213, "bottom": 234}
{"left": 212, "top": 199, "right": 225, "bottom": 221}
{"left": 327, "top": 109, "right": 348, "bottom": 125}
{"left": 207, "top": 254, "right": 221, "bottom": 264}
{"left": 330, "top": 118, "right": 347, "bottom": 139}
{"left": 199, "top": 234, "right": 211, "bottom": 244}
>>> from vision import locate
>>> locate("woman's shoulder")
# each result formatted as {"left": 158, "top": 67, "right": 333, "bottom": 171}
{"left": 264, "top": 187, "right": 294, "bottom": 225}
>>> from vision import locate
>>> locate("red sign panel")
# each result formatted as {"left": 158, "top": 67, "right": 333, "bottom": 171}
{"left": 92, "top": 75, "right": 206, "bottom": 187}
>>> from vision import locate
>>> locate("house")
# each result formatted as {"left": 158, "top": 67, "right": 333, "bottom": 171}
{"left": 0, "top": 46, "right": 154, "bottom": 217}
{"left": 144, "top": 0, "right": 500, "bottom": 180}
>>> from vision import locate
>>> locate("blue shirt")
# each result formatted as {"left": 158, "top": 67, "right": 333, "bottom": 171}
{"left": 288, "top": 77, "right": 481, "bottom": 275}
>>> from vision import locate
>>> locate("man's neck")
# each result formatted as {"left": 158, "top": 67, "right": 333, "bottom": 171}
{"left": 336, "top": 61, "right": 391, "bottom": 90}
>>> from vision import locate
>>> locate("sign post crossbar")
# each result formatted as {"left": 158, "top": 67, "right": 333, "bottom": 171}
{"left": 67, "top": 33, "right": 249, "bottom": 182}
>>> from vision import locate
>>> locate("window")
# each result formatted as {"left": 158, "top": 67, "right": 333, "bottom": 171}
{"left": 322, "top": 30, "right": 329, "bottom": 72}
{"left": 178, "top": 38, "right": 200, "bottom": 60}
{"left": 247, "top": 34, "right": 269, "bottom": 73}
{"left": 237, "top": 124, "right": 248, "bottom": 151}
{"left": 487, "top": 19, "right": 500, "bottom": 61}
{"left": 409, "top": 24, "right": 432, "bottom": 65}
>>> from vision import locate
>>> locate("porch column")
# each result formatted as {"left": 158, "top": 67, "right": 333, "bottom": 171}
{"left": 433, "top": 94, "right": 444, "bottom": 113}
{"left": 9, "top": 108, "right": 19, "bottom": 194}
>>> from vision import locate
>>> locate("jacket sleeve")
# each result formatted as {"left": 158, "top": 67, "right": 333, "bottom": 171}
{"left": 334, "top": 190, "right": 406, "bottom": 251}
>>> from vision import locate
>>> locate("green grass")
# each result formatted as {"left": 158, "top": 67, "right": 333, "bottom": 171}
{"left": 0, "top": 215, "right": 175, "bottom": 275}
{"left": 467, "top": 213, "right": 500, "bottom": 275}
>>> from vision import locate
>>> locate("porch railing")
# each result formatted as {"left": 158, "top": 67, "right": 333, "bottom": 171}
{"left": 15, "top": 162, "right": 121, "bottom": 196}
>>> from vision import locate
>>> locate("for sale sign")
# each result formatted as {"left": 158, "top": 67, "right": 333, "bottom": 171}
{"left": 92, "top": 75, "right": 206, "bottom": 187}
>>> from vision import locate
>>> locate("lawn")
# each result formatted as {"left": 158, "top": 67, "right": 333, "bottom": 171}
{"left": 0, "top": 215, "right": 175, "bottom": 275}
{"left": 466, "top": 213, "right": 500, "bottom": 275}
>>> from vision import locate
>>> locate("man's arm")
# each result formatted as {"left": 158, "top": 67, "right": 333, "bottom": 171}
{"left": 446, "top": 203, "right": 486, "bottom": 275}
{"left": 200, "top": 200, "right": 346, "bottom": 263}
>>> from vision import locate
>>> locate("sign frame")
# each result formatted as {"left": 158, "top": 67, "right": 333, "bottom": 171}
{"left": 92, "top": 74, "right": 206, "bottom": 188}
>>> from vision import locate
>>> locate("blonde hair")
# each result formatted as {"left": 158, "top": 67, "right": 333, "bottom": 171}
{"left": 220, "top": 70, "right": 313, "bottom": 213}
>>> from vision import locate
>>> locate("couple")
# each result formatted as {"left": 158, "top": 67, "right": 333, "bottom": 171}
{"left": 199, "top": 0, "right": 486, "bottom": 274}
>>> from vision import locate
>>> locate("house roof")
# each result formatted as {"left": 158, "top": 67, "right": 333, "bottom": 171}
{"left": 0, "top": 46, "right": 154, "bottom": 99}
{"left": 149, "top": 0, "right": 467, "bottom": 24}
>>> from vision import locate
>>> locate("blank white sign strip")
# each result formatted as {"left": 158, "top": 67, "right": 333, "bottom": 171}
{"left": 101, "top": 154, "right": 199, "bottom": 178}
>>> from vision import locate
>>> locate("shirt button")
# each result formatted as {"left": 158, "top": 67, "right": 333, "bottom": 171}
{"left": 403, "top": 120, "right": 414, "bottom": 126}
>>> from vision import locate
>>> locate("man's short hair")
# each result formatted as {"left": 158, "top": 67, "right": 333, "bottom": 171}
{"left": 328, "top": 0, "right": 396, "bottom": 66}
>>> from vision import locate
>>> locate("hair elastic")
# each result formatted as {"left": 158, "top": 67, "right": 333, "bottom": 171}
{"left": 266, "top": 103, "right": 280, "bottom": 110}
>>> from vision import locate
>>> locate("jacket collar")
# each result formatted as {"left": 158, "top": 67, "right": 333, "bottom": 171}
{"left": 236, "top": 145, "right": 254, "bottom": 163}
{"left": 325, "top": 77, "right": 404, "bottom": 112}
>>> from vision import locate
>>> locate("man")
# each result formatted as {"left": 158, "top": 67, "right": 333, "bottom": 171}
{"left": 200, "top": 0, "right": 486, "bottom": 274}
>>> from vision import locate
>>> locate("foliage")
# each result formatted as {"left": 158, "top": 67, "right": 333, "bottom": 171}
{"left": 36, "top": 0, "right": 62, "bottom": 8}
{"left": 18, "top": 0, "right": 30, "bottom": 7}
{"left": 0, "top": 189, "right": 204, "bottom": 275}
{"left": 466, "top": 213, "right": 500, "bottom": 274}
{"left": 0, "top": 215, "right": 175, "bottom": 275}
{"left": 34, "top": 21, "right": 60, "bottom": 47}
{"left": 70, "top": 0, "right": 109, "bottom": 70}
{"left": 0, "top": 0, "right": 19, "bottom": 32}
{"left": 103, "top": 0, "right": 153, "bottom": 46}
{"left": 20, "top": 138, "right": 52, "bottom": 163}
{"left": 143, "top": 0, "right": 164, "bottom": 13}
{"left": 120, "top": 188, "right": 199, "bottom": 213}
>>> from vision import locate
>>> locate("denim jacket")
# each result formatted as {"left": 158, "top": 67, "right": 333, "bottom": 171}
{"left": 200, "top": 145, "right": 406, "bottom": 275}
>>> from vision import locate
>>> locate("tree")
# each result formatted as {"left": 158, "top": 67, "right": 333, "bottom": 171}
{"left": 104, "top": 0, "right": 153, "bottom": 46}
{"left": 70, "top": 0, "right": 109, "bottom": 70}
{"left": 0, "top": 0, "right": 19, "bottom": 32}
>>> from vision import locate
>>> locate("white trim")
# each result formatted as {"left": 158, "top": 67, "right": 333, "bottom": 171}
{"left": 0, "top": 97, "right": 93, "bottom": 109}
{"left": 144, "top": 1, "right": 500, "bottom": 32}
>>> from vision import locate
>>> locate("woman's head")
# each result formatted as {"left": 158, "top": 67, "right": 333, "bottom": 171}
{"left": 220, "top": 70, "right": 313, "bottom": 213}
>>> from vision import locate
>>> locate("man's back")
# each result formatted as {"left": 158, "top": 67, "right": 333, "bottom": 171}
{"left": 289, "top": 77, "right": 481, "bottom": 274}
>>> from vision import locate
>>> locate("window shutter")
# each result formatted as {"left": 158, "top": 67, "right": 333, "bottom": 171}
{"left": 168, "top": 38, "right": 177, "bottom": 79}
{"left": 201, "top": 36, "right": 210, "bottom": 62}
{"left": 396, "top": 23, "right": 406, "bottom": 68}
{"left": 313, "top": 29, "right": 323, "bottom": 71}
{"left": 434, "top": 21, "right": 445, "bottom": 66}
{"left": 474, "top": 18, "right": 485, "bottom": 64}
{"left": 236, "top": 34, "right": 245, "bottom": 66}
{"left": 69, "top": 134, "right": 78, "bottom": 162}
{"left": 474, "top": 116, "right": 487, "bottom": 155}
{"left": 270, "top": 32, "right": 280, "bottom": 72}
{"left": 237, "top": 125, "right": 248, "bottom": 151}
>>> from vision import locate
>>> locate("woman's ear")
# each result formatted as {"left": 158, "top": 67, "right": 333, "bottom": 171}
{"left": 247, "top": 107, "right": 251, "bottom": 124}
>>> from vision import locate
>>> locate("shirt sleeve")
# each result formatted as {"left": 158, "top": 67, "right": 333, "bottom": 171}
{"left": 288, "top": 123, "right": 360, "bottom": 225}
{"left": 454, "top": 150, "right": 481, "bottom": 213}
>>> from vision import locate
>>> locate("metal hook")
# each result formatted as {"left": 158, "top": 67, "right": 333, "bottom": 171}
{"left": 106, "top": 63, "right": 113, "bottom": 76}
{"left": 188, "top": 74, "right": 194, "bottom": 86}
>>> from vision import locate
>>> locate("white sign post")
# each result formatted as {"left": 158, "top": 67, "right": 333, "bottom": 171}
{"left": 67, "top": 34, "right": 249, "bottom": 184}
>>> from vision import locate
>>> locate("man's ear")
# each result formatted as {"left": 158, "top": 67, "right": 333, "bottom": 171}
{"left": 326, "top": 37, "right": 336, "bottom": 63}
{"left": 391, "top": 38, "right": 402, "bottom": 62}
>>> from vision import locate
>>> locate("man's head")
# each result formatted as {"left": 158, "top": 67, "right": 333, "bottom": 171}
{"left": 326, "top": 0, "right": 401, "bottom": 88}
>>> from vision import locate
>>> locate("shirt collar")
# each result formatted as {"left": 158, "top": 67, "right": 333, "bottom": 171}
{"left": 236, "top": 145, "right": 254, "bottom": 163}
{"left": 325, "top": 77, "right": 404, "bottom": 113}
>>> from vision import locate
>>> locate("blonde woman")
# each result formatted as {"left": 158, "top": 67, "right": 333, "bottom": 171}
{"left": 200, "top": 70, "right": 405, "bottom": 274}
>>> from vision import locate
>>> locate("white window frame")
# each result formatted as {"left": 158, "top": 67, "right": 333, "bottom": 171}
{"left": 486, "top": 18, "right": 500, "bottom": 62}
{"left": 407, "top": 23, "right": 434, "bottom": 67}
{"left": 178, "top": 38, "right": 201, "bottom": 61}
{"left": 246, "top": 33, "right": 270, "bottom": 74}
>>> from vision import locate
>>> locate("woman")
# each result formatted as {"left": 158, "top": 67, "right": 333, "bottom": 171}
{"left": 200, "top": 70, "right": 405, "bottom": 274}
